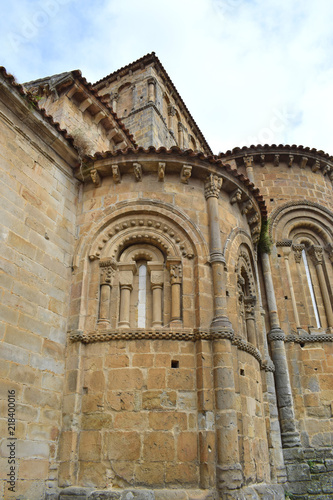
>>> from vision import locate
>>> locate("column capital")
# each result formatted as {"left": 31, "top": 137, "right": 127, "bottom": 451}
{"left": 99, "top": 258, "right": 117, "bottom": 284}
{"left": 292, "top": 244, "right": 305, "bottom": 263}
{"left": 308, "top": 245, "right": 323, "bottom": 265}
{"left": 204, "top": 173, "right": 223, "bottom": 199}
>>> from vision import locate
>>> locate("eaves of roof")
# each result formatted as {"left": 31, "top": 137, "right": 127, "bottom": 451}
{"left": 219, "top": 143, "right": 333, "bottom": 164}
{"left": 82, "top": 145, "right": 267, "bottom": 219}
{"left": 92, "top": 52, "right": 213, "bottom": 156}
{"left": 25, "top": 69, "right": 137, "bottom": 148}
{"left": 0, "top": 66, "right": 76, "bottom": 149}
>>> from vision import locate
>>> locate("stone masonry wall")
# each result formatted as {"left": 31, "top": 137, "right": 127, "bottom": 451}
{"left": 0, "top": 91, "right": 78, "bottom": 499}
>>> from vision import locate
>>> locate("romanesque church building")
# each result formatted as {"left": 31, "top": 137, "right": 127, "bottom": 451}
{"left": 0, "top": 52, "right": 333, "bottom": 499}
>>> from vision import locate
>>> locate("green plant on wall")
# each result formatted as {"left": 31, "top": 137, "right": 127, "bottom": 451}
{"left": 258, "top": 218, "right": 272, "bottom": 254}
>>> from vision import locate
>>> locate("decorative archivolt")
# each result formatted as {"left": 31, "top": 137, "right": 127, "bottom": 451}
{"left": 89, "top": 215, "right": 194, "bottom": 261}
{"left": 270, "top": 201, "right": 333, "bottom": 245}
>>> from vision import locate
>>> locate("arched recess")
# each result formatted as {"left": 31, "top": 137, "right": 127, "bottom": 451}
{"left": 270, "top": 201, "right": 333, "bottom": 331}
{"left": 224, "top": 228, "right": 260, "bottom": 346}
{"left": 116, "top": 81, "right": 132, "bottom": 117}
{"left": 70, "top": 200, "right": 209, "bottom": 334}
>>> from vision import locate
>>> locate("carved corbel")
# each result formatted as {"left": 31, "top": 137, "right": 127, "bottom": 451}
{"left": 248, "top": 213, "right": 259, "bottom": 225}
{"left": 133, "top": 163, "right": 142, "bottom": 182}
{"left": 260, "top": 154, "right": 265, "bottom": 167}
{"left": 158, "top": 162, "right": 165, "bottom": 182}
{"left": 311, "top": 160, "right": 320, "bottom": 173}
{"left": 112, "top": 165, "right": 121, "bottom": 184}
{"left": 230, "top": 188, "right": 242, "bottom": 205}
{"left": 180, "top": 165, "right": 192, "bottom": 184}
{"left": 241, "top": 200, "right": 254, "bottom": 215}
{"left": 288, "top": 154, "right": 294, "bottom": 167}
{"left": 90, "top": 168, "right": 101, "bottom": 187}
{"left": 243, "top": 155, "right": 253, "bottom": 168}
{"left": 274, "top": 154, "right": 279, "bottom": 167}
{"left": 321, "top": 164, "right": 330, "bottom": 176}
{"left": 300, "top": 156, "right": 308, "bottom": 169}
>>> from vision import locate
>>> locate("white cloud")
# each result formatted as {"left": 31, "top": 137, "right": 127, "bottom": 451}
{"left": 1, "top": 0, "right": 333, "bottom": 154}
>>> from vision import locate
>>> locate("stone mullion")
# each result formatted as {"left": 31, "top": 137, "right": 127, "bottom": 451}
{"left": 118, "top": 263, "right": 136, "bottom": 328}
{"left": 148, "top": 262, "right": 164, "bottom": 328}
{"left": 309, "top": 246, "right": 333, "bottom": 328}
{"left": 261, "top": 252, "right": 301, "bottom": 448}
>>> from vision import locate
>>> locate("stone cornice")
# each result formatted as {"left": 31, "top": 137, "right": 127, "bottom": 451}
{"left": 218, "top": 144, "right": 333, "bottom": 181}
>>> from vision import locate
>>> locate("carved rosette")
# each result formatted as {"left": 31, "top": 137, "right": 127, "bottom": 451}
{"left": 204, "top": 173, "right": 223, "bottom": 199}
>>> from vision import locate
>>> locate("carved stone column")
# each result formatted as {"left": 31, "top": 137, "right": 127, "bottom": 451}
{"left": 244, "top": 295, "right": 257, "bottom": 346}
{"left": 148, "top": 262, "right": 164, "bottom": 328}
{"left": 205, "top": 174, "right": 241, "bottom": 494}
{"left": 167, "top": 259, "right": 182, "bottom": 324}
{"left": 308, "top": 245, "right": 333, "bottom": 327}
{"left": 204, "top": 173, "right": 232, "bottom": 331}
{"left": 148, "top": 77, "right": 156, "bottom": 103}
{"left": 168, "top": 105, "right": 176, "bottom": 131}
{"left": 261, "top": 252, "right": 301, "bottom": 448}
{"left": 178, "top": 122, "right": 184, "bottom": 149}
{"left": 118, "top": 263, "right": 136, "bottom": 328}
{"left": 111, "top": 92, "right": 119, "bottom": 113}
{"left": 278, "top": 241, "right": 301, "bottom": 329}
{"left": 98, "top": 259, "right": 117, "bottom": 327}
{"left": 243, "top": 155, "right": 255, "bottom": 183}
{"left": 292, "top": 244, "right": 308, "bottom": 326}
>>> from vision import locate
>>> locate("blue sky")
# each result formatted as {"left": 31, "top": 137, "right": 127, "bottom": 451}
{"left": 1, "top": 0, "right": 333, "bottom": 155}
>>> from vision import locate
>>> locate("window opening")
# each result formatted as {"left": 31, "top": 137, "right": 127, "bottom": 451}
{"left": 302, "top": 249, "right": 321, "bottom": 328}
{"left": 138, "top": 264, "right": 147, "bottom": 328}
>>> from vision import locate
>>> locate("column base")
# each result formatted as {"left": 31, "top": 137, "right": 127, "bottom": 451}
{"left": 210, "top": 315, "right": 233, "bottom": 331}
